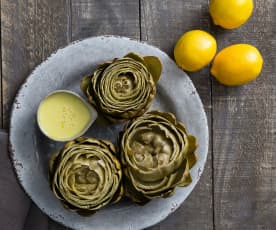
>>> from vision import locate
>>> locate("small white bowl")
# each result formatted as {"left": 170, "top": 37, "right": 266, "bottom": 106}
{"left": 37, "top": 90, "right": 98, "bottom": 142}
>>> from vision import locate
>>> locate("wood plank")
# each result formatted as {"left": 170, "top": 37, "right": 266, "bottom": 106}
{"left": 0, "top": 3, "right": 2, "bottom": 128}
{"left": 1, "top": 0, "right": 70, "bottom": 229}
{"left": 71, "top": 0, "right": 140, "bottom": 40}
{"left": 1, "top": 0, "right": 70, "bottom": 129}
{"left": 141, "top": 1, "right": 213, "bottom": 229}
{"left": 212, "top": 0, "right": 276, "bottom": 229}
{"left": 0, "top": 47, "right": 2, "bottom": 129}
{"left": 48, "top": 219, "right": 69, "bottom": 230}
{"left": 0, "top": 81, "right": 2, "bottom": 128}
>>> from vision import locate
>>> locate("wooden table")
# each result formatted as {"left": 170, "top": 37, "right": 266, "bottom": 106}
{"left": 1, "top": 0, "right": 275, "bottom": 229}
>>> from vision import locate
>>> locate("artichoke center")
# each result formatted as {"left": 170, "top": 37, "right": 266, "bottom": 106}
{"left": 113, "top": 73, "right": 135, "bottom": 94}
{"left": 74, "top": 166, "right": 99, "bottom": 191}
{"left": 131, "top": 131, "right": 172, "bottom": 169}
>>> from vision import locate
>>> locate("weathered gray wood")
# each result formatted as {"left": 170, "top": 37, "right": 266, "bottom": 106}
{"left": 2, "top": 0, "right": 276, "bottom": 230}
{"left": 71, "top": 0, "right": 140, "bottom": 40}
{"left": 1, "top": 0, "right": 70, "bottom": 229}
{"left": 0, "top": 6, "right": 2, "bottom": 128}
{"left": 1, "top": 0, "right": 70, "bottom": 129}
{"left": 48, "top": 219, "right": 69, "bottom": 230}
{"left": 212, "top": 0, "right": 276, "bottom": 229}
{"left": 0, "top": 52, "right": 2, "bottom": 128}
{"left": 141, "top": 1, "right": 213, "bottom": 229}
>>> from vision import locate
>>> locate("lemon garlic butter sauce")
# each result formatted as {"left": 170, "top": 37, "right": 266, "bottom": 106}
{"left": 37, "top": 91, "right": 92, "bottom": 141}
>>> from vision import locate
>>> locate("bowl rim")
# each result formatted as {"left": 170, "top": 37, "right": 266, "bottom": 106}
{"left": 36, "top": 89, "right": 98, "bottom": 142}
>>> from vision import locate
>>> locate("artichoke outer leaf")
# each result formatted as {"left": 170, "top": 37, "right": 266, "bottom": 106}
{"left": 49, "top": 151, "right": 61, "bottom": 178}
{"left": 111, "top": 185, "right": 124, "bottom": 204}
{"left": 148, "top": 110, "right": 176, "bottom": 124}
{"left": 77, "top": 209, "right": 96, "bottom": 217}
{"left": 187, "top": 152, "right": 198, "bottom": 169}
{"left": 186, "top": 135, "right": 199, "bottom": 168}
{"left": 80, "top": 75, "right": 91, "bottom": 94}
{"left": 187, "top": 135, "right": 198, "bottom": 153}
{"left": 178, "top": 160, "right": 193, "bottom": 187}
{"left": 177, "top": 173, "right": 192, "bottom": 187}
{"left": 124, "top": 177, "right": 150, "bottom": 205}
{"left": 145, "top": 188, "right": 176, "bottom": 199}
{"left": 144, "top": 56, "right": 162, "bottom": 83}
{"left": 124, "top": 52, "right": 146, "bottom": 64}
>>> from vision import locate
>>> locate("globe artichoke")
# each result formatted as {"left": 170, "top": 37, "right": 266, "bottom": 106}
{"left": 49, "top": 137, "right": 123, "bottom": 215}
{"left": 119, "top": 110, "right": 198, "bottom": 204}
{"left": 81, "top": 52, "right": 162, "bottom": 123}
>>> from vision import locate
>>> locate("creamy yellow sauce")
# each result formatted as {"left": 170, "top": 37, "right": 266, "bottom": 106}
{"left": 38, "top": 92, "right": 91, "bottom": 141}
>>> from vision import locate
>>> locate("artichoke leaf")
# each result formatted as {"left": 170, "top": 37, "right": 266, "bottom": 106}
{"left": 124, "top": 177, "right": 150, "bottom": 205}
{"left": 124, "top": 52, "right": 146, "bottom": 65}
{"left": 49, "top": 137, "right": 123, "bottom": 215}
{"left": 119, "top": 110, "right": 198, "bottom": 202}
{"left": 80, "top": 75, "right": 91, "bottom": 93}
{"left": 80, "top": 53, "right": 161, "bottom": 122}
{"left": 144, "top": 56, "right": 162, "bottom": 83}
{"left": 177, "top": 160, "right": 193, "bottom": 187}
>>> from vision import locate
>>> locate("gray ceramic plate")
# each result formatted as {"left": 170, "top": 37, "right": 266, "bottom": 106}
{"left": 10, "top": 36, "right": 208, "bottom": 230}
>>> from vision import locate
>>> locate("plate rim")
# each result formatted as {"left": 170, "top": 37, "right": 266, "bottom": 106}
{"left": 9, "top": 35, "right": 209, "bottom": 230}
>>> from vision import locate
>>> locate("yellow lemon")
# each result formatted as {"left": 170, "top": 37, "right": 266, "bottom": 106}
{"left": 211, "top": 44, "right": 263, "bottom": 86}
{"left": 209, "top": 0, "right": 254, "bottom": 29}
{"left": 174, "top": 30, "right": 217, "bottom": 72}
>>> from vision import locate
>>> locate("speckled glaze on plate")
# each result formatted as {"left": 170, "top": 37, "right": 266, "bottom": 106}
{"left": 9, "top": 36, "right": 209, "bottom": 230}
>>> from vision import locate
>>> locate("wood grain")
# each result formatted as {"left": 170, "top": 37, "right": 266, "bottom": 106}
{"left": 212, "top": 0, "right": 276, "bottom": 229}
{"left": 141, "top": 1, "right": 213, "bottom": 229}
{"left": 1, "top": 0, "right": 70, "bottom": 129}
{"left": 71, "top": 0, "right": 140, "bottom": 41}
{"left": 0, "top": 39, "right": 2, "bottom": 128}
{"left": 1, "top": 0, "right": 276, "bottom": 229}
{"left": 1, "top": 0, "right": 70, "bottom": 229}
{"left": 0, "top": 2, "right": 2, "bottom": 128}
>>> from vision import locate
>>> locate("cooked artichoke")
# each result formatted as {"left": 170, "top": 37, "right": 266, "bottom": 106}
{"left": 119, "top": 110, "right": 198, "bottom": 204}
{"left": 49, "top": 137, "right": 123, "bottom": 215}
{"left": 81, "top": 52, "right": 162, "bottom": 123}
